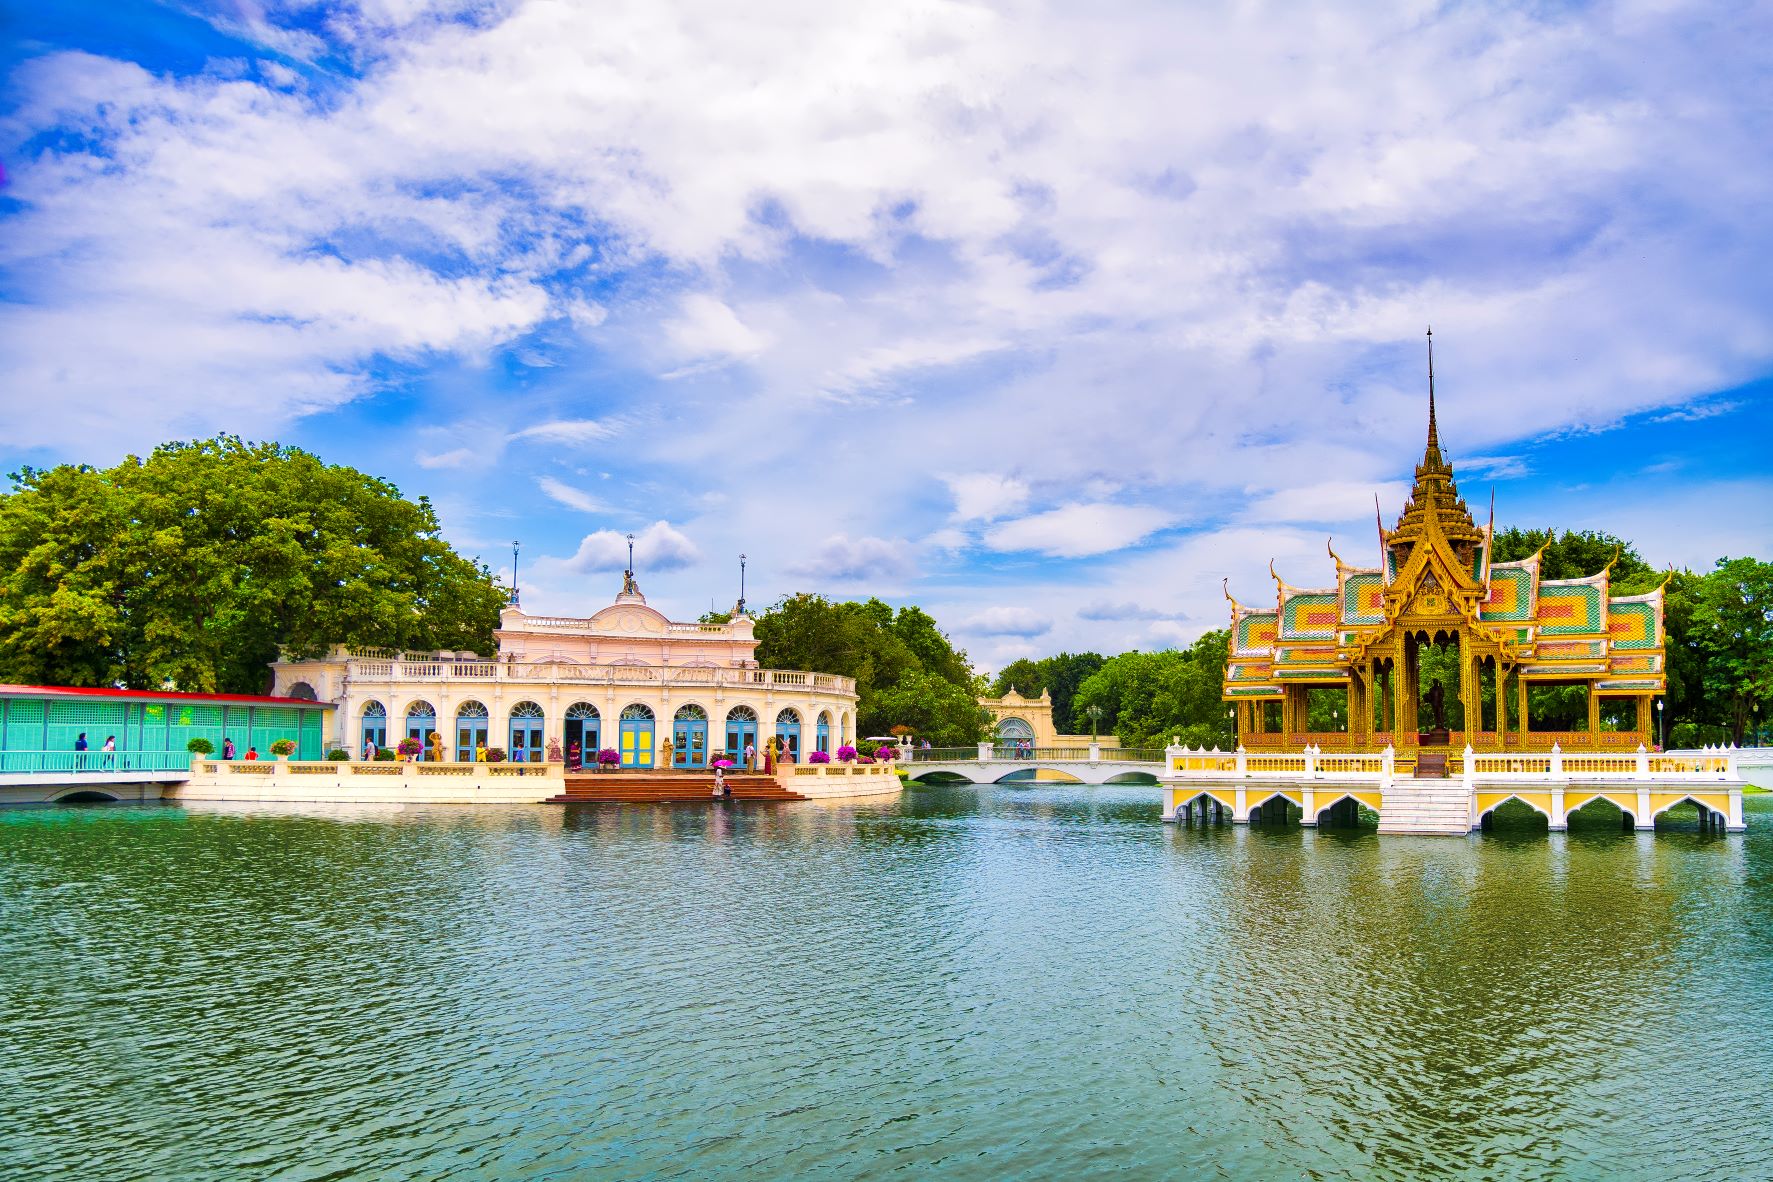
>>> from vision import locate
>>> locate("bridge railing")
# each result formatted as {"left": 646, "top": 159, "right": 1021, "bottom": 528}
{"left": 909, "top": 747, "right": 980, "bottom": 762}
{"left": 0, "top": 749, "right": 197, "bottom": 775}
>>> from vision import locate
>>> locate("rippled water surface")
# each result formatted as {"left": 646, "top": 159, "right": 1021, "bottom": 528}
{"left": 3, "top": 787, "right": 1770, "bottom": 1181}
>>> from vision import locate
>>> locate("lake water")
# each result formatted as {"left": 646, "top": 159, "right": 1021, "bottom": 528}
{"left": 3, "top": 786, "right": 1769, "bottom": 1181}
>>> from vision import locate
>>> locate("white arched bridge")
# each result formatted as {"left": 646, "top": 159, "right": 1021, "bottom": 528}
{"left": 906, "top": 742, "right": 1169, "bottom": 784}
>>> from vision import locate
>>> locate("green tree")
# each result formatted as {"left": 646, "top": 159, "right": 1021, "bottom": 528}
{"left": 1072, "top": 631, "right": 1234, "bottom": 749}
{"left": 1690, "top": 557, "right": 1773, "bottom": 745}
{"left": 752, "top": 593, "right": 979, "bottom": 741}
{"left": 0, "top": 437, "right": 506, "bottom": 693}
{"left": 1490, "top": 527, "right": 1657, "bottom": 589}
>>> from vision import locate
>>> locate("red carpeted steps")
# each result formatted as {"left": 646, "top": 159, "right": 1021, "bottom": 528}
{"left": 546, "top": 771, "right": 805, "bottom": 804}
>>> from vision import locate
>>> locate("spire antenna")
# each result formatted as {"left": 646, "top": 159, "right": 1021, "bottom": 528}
{"left": 1425, "top": 325, "right": 1441, "bottom": 462}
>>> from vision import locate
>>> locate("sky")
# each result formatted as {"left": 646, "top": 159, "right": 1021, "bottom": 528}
{"left": 2, "top": 0, "right": 1771, "bottom": 672}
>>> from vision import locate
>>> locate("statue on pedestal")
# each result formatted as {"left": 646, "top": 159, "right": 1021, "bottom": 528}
{"left": 1425, "top": 678, "right": 1447, "bottom": 732}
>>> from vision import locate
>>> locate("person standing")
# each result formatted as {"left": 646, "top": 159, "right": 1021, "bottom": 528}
{"left": 743, "top": 740, "right": 756, "bottom": 771}
{"left": 244, "top": 746, "right": 259, "bottom": 761}
{"left": 712, "top": 764, "right": 725, "bottom": 799}
{"left": 222, "top": 737, "right": 236, "bottom": 761}
{"left": 101, "top": 735, "right": 116, "bottom": 770}
{"left": 363, "top": 737, "right": 378, "bottom": 761}
{"left": 74, "top": 732, "right": 88, "bottom": 772}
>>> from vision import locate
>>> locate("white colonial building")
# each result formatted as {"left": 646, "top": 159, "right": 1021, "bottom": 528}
{"left": 270, "top": 576, "right": 857, "bottom": 769}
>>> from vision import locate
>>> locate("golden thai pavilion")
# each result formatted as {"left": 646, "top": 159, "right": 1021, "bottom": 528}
{"left": 1224, "top": 345, "right": 1666, "bottom": 759}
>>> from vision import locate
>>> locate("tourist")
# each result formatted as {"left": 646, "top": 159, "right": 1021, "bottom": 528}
{"left": 921, "top": 738, "right": 930, "bottom": 750}
{"left": 743, "top": 740, "right": 756, "bottom": 771}
{"left": 712, "top": 764, "right": 725, "bottom": 798}
{"left": 74, "top": 732, "right": 88, "bottom": 771}
{"left": 475, "top": 743, "right": 487, "bottom": 762}
{"left": 102, "top": 735, "right": 116, "bottom": 770}
{"left": 567, "top": 740, "right": 581, "bottom": 771}
{"left": 244, "top": 746, "right": 259, "bottom": 760}
{"left": 222, "top": 737, "right": 236, "bottom": 760}
{"left": 363, "top": 738, "right": 378, "bottom": 761}
{"left": 512, "top": 744, "right": 526, "bottom": 763}
{"left": 763, "top": 738, "right": 776, "bottom": 774}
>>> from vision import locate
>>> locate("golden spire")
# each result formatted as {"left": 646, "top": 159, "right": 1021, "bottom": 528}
{"left": 1425, "top": 326, "right": 1443, "bottom": 467}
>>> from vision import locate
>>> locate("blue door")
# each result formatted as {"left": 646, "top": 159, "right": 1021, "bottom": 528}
{"left": 405, "top": 711, "right": 436, "bottom": 760}
{"left": 816, "top": 715, "right": 830, "bottom": 755}
{"left": 361, "top": 702, "right": 388, "bottom": 756}
{"left": 725, "top": 712, "right": 758, "bottom": 767}
{"left": 620, "top": 706, "right": 655, "bottom": 768}
{"left": 508, "top": 702, "right": 544, "bottom": 763}
{"left": 775, "top": 710, "right": 801, "bottom": 760}
{"left": 455, "top": 703, "right": 489, "bottom": 762}
{"left": 565, "top": 705, "right": 600, "bottom": 769}
{"left": 673, "top": 706, "right": 708, "bottom": 769}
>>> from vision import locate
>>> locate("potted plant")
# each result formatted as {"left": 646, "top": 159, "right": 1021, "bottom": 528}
{"left": 269, "top": 738, "right": 297, "bottom": 761}
{"left": 808, "top": 750, "right": 831, "bottom": 764}
{"left": 325, "top": 748, "right": 351, "bottom": 762}
{"left": 875, "top": 746, "right": 896, "bottom": 762}
{"left": 374, "top": 748, "right": 398, "bottom": 762}
{"left": 597, "top": 747, "right": 620, "bottom": 771}
{"left": 395, "top": 736, "right": 422, "bottom": 762}
{"left": 186, "top": 737, "right": 214, "bottom": 766}
{"left": 486, "top": 746, "right": 507, "bottom": 763}
{"left": 835, "top": 745, "right": 857, "bottom": 763}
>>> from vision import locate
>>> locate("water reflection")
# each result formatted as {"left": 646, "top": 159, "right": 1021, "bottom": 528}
{"left": 0, "top": 789, "right": 1767, "bottom": 1181}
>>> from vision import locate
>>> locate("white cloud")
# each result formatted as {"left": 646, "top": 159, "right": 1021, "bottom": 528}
{"left": 786, "top": 534, "right": 915, "bottom": 582}
{"left": 945, "top": 473, "right": 1029, "bottom": 522}
{"left": 563, "top": 520, "right": 701, "bottom": 574}
{"left": 665, "top": 293, "right": 770, "bottom": 364}
{"left": 416, "top": 447, "right": 475, "bottom": 469}
{"left": 1242, "top": 481, "right": 1412, "bottom": 526}
{"left": 538, "top": 476, "right": 603, "bottom": 513}
{"left": 1079, "top": 601, "right": 1176, "bottom": 622}
{"left": 985, "top": 504, "right": 1173, "bottom": 558}
{"left": 964, "top": 606, "right": 1053, "bottom": 637}
{"left": 510, "top": 419, "right": 617, "bottom": 445}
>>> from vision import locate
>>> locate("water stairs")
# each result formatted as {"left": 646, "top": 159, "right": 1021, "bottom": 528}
{"left": 546, "top": 771, "right": 806, "bottom": 804}
{"left": 1376, "top": 754, "right": 1470, "bottom": 834}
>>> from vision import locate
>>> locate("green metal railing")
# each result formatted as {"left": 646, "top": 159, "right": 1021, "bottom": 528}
{"left": 0, "top": 749, "right": 195, "bottom": 775}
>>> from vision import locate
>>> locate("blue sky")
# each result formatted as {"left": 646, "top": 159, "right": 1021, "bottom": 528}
{"left": 2, "top": 0, "right": 1771, "bottom": 670}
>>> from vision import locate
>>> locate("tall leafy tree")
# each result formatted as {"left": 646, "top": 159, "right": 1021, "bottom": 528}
{"left": 1072, "top": 631, "right": 1234, "bottom": 749}
{"left": 0, "top": 437, "right": 506, "bottom": 693}
{"left": 753, "top": 593, "right": 981, "bottom": 743}
{"left": 1690, "top": 557, "right": 1773, "bottom": 744}
{"left": 1490, "top": 527, "right": 1657, "bottom": 588}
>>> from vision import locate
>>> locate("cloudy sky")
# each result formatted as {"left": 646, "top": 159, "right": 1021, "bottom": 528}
{"left": 3, "top": 0, "right": 1771, "bottom": 671}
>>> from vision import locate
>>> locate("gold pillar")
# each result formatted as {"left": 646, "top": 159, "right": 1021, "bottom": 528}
{"left": 1587, "top": 685, "right": 1601, "bottom": 742}
{"left": 1495, "top": 663, "right": 1509, "bottom": 745}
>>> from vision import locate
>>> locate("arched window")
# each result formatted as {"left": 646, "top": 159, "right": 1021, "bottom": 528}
{"left": 360, "top": 700, "right": 387, "bottom": 754}
{"left": 775, "top": 708, "right": 802, "bottom": 759}
{"left": 996, "top": 716, "right": 1034, "bottom": 757}
{"left": 508, "top": 701, "right": 544, "bottom": 763}
{"left": 564, "top": 703, "right": 600, "bottom": 769}
{"left": 723, "top": 706, "right": 759, "bottom": 766}
{"left": 619, "top": 703, "right": 656, "bottom": 768}
{"left": 403, "top": 700, "right": 437, "bottom": 760}
{"left": 286, "top": 681, "right": 318, "bottom": 701}
{"left": 455, "top": 700, "right": 490, "bottom": 762}
{"left": 672, "top": 703, "right": 708, "bottom": 768}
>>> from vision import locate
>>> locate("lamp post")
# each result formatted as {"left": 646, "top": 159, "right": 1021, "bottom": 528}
{"left": 1656, "top": 697, "right": 1664, "bottom": 752}
{"left": 510, "top": 540, "right": 520, "bottom": 606}
{"left": 1086, "top": 704, "right": 1102, "bottom": 743}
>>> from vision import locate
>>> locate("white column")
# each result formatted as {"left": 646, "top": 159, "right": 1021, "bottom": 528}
{"left": 1162, "top": 788, "right": 1178, "bottom": 822}
{"left": 1635, "top": 786, "right": 1654, "bottom": 830}
{"left": 1727, "top": 786, "right": 1746, "bottom": 831}
{"left": 1233, "top": 786, "right": 1249, "bottom": 823}
{"left": 1301, "top": 786, "right": 1317, "bottom": 826}
{"left": 977, "top": 740, "right": 992, "bottom": 761}
{"left": 1549, "top": 783, "right": 1567, "bottom": 831}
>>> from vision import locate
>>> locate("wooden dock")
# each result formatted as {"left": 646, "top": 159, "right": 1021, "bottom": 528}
{"left": 546, "top": 771, "right": 806, "bottom": 804}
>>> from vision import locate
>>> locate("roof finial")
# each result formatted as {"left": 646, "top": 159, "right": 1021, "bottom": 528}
{"left": 1425, "top": 325, "right": 1442, "bottom": 464}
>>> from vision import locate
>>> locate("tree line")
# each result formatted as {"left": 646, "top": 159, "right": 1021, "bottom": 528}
{"left": 1, "top": 440, "right": 1764, "bottom": 749}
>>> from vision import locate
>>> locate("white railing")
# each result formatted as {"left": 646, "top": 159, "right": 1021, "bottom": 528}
{"left": 1164, "top": 742, "right": 1742, "bottom": 784}
{"left": 335, "top": 659, "right": 855, "bottom": 695}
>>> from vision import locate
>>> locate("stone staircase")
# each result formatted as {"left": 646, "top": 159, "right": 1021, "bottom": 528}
{"left": 547, "top": 771, "right": 805, "bottom": 804}
{"left": 1377, "top": 773, "right": 1472, "bottom": 835}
